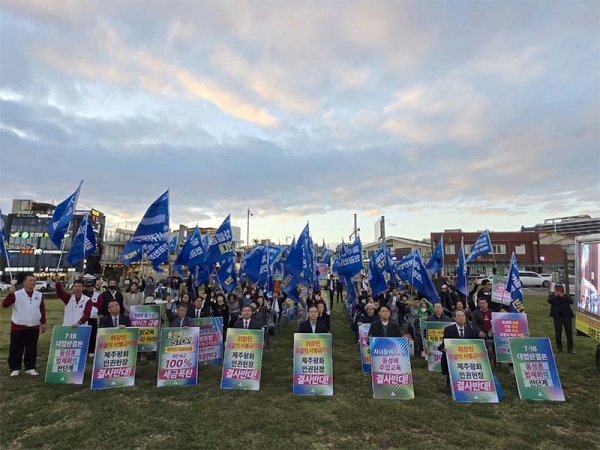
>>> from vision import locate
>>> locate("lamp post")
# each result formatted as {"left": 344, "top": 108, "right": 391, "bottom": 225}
{"left": 247, "top": 207, "right": 253, "bottom": 249}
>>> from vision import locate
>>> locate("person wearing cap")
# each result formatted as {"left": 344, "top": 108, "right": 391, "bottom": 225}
{"left": 548, "top": 284, "right": 575, "bottom": 353}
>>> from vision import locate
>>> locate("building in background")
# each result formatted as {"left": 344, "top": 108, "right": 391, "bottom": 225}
{"left": 363, "top": 236, "right": 432, "bottom": 262}
{"left": 430, "top": 230, "right": 572, "bottom": 278}
{"left": 1, "top": 199, "right": 105, "bottom": 280}
{"left": 522, "top": 215, "right": 600, "bottom": 236}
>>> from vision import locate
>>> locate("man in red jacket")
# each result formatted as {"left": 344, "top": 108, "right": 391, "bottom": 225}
{"left": 2, "top": 273, "right": 47, "bottom": 377}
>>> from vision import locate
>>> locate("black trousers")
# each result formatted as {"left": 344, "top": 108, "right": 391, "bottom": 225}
{"left": 336, "top": 290, "right": 342, "bottom": 302}
{"left": 87, "top": 318, "right": 98, "bottom": 354}
{"left": 329, "top": 290, "right": 334, "bottom": 310}
{"left": 8, "top": 328, "right": 40, "bottom": 371}
{"left": 553, "top": 317, "right": 573, "bottom": 351}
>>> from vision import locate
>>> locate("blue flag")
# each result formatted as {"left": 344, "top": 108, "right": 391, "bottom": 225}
{"left": 0, "top": 207, "right": 12, "bottom": 260}
{"left": 338, "top": 236, "right": 363, "bottom": 277}
{"left": 506, "top": 252, "right": 525, "bottom": 313}
{"left": 332, "top": 256, "right": 340, "bottom": 274}
{"left": 456, "top": 238, "right": 468, "bottom": 297}
{"left": 218, "top": 257, "right": 238, "bottom": 293}
{"left": 130, "top": 191, "right": 170, "bottom": 270}
{"left": 47, "top": 181, "right": 83, "bottom": 249}
{"left": 368, "top": 253, "right": 387, "bottom": 297}
{"left": 426, "top": 236, "right": 444, "bottom": 275}
{"left": 243, "top": 246, "right": 265, "bottom": 283}
{"left": 120, "top": 241, "right": 143, "bottom": 266}
{"left": 322, "top": 239, "right": 330, "bottom": 265}
{"left": 174, "top": 227, "right": 206, "bottom": 269}
{"left": 342, "top": 274, "right": 357, "bottom": 305}
{"left": 395, "top": 250, "right": 418, "bottom": 282}
{"left": 66, "top": 213, "right": 96, "bottom": 265}
{"left": 465, "top": 230, "right": 492, "bottom": 264}
{"left": 281, "top": 273, "right": 300, "bottom": 303}
{"left": 411, "top": 250, "right": 441, "bottom": 303}
{"left": 285, "top": 224, "right": 310, "bottom": 286}
{"left": 205, "top": 214, "right": 234, "bottom": 264}
{"left": 169, "top": 234, "right": 178, "bottom": 253}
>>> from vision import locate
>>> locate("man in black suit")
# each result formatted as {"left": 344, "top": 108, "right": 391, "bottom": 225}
{"left": 298, "top": 305, "right": 328, "bottom": 333}
{"left": 439, "top": 310, "right": 476, "bottom": 391}
{"left": 367, "top": 305, "right": 403, "bottom": 343}
{"left": 547, "top": 284, "right": 575, "bottom": 353}
{"left": 99, "top": 300, "right": 131, "bottom": 328}
{"left": 233, "top": 305, "right": 263, "bottom": 330}
{"left": 188, "top": 296, "right": 215, "bottom": 319}
{"left": 99, "top": 278, "right": 124, "bottom": 316}
{"left": 168, "top": 304, "right": 194, "bottom": 327}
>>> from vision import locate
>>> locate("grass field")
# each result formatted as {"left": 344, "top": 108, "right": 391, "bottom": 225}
{"left": 0, "top": 294, "right": 599, "bottom": 450}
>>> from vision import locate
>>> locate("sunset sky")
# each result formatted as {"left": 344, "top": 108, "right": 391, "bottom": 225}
{"left": 1, "top": 1, "right": 598, "bottom": 245}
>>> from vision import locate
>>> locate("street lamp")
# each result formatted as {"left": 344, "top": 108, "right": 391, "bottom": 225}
{"left": 247, "top": 207, "right": 253, "bottom": 249}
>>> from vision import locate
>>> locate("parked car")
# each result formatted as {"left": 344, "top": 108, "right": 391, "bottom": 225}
{"left": 34, "top": 281, "right": 48, "bottom": 291}
{"left": 539, "top": 274, "right": 552, "bottom": 287}
{"left": 518, "top": 271, "right": 545, "bottom": 287}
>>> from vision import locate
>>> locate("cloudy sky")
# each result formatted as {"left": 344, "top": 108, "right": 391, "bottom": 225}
{"left": 0, "top": 1, "right": 598, "bottom": 245}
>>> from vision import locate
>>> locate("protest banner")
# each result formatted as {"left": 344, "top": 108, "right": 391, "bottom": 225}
{"left": 91, "top": 327, "right": 139, "bottom": 390}
{"left": 509, "top": 337, "right": 565, "bottom": 401}
{"left": 45, "top": 325, "right": 91, "bottom": 385}
{"left": 370, "top": 337, "right": 414, "bottom": 400}
{"left": 192, "top": 317, "right": 224, "bottom": 366}
{"left": 419, "top": 318, "right": 428, "bottom": 359}
{"left": 221, "top": 329, "right": 264, "bottom": 390}
{"left": 129, "top": 305, "right": 161, "bottom": 352}
{"left": 316, "top": 263, "right": 329, "bottom": 288}
{"left": 492, "top": 313, "right": 529, "bottom": 363}
{"left": 426, "top": 322, "right": 452, "bottom": 371}
{"left": 293, "top": 333, "right": 333, "bottom": 396}
{"left": 359, "top": 323, "right": 371, "bottom": 373}
{"left": 445, "top": 339, "right": 499, "bottom": 403}
{"left": 157, "top": 327, "right": 199, "bottom": 387}
{"left": 491, "top": 275, "right": 512, "bottom": 306}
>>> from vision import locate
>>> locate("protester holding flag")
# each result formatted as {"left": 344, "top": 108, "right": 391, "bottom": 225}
{"left": 53, "top": 276, "right": 92, "bottom": 328}
{"left": 2, "top": 273, "right": 47, "bottom": 377}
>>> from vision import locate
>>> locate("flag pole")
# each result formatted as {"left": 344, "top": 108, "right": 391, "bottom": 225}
{"left": 3, "top": 246, "right": 15, "bottom": 285}
{"left": 55, "top": 180, "right": 83, "bottom": 276}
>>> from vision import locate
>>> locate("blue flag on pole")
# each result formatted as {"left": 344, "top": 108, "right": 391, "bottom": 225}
{"left": 218, "top": 257, "right": 238, "bottom": 293}
{"left": 169, "top": 234, "right": 178, "bottom": 253}
{"left": 285, "top": 224, "right": 310, "bottom": 286}
{"left": 426, "top": 236, "right": 444, "bottom": 275}
{"left": 368, "top": 253, "right": 387, "bottom": 297}
{"left": 243, "top": 246, "right": 264, "bottom": 283}
{"left": 322, "top": 239, "right": 330, "bottom": 265}
{"left": 66, "top": 213, "right": 96, "bottom": 265}
{"left": 47, "top": 181, "right": 83, "bottom": 249}
{"left": 395, "top": 251, "right": 418, "bottom": 282}
{"left": 465, "top": 230, "right": 492, "bottom": 263}
{"left": 411, "top": 250, "right": 441, "bottom": 303}
{"left": 174, "top": 227, "right": 207, "bottom": 268}
{"left": 205, "top": 214, "right": 234, "bottom": 264}
{"left": 338, "top": 236, "right": 363, "bottom": 277}
{"left": 343, "top": 274, "right": 357, "bottom": 305}
{"left": 456, "top": 238, "right": 469, "bottom": 297}
{"left": 506, "top": 252, "right": 525, "bottom": 313}
{"left": 332, "top": 256, "right": 340, "bottom": 274}
{"left": 130, "top": 191, "right": 170, "bottom": 270}
{"left": 281, "top": 273, "right": 301, "bottom": 303}
{"left": 0, "top": 207, "right": 12, "bottom": 260}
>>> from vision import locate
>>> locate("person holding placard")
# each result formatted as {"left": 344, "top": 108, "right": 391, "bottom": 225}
{"left": 439, "top": 310, "right": 476, "bottom": 390}
{"left": 99, "top": 300, "right": 130, "bottom": 329}
{"left": 298, "top": 305, "right": 328, "bottom": 333}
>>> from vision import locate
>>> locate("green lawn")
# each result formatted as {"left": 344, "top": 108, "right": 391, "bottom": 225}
{"left": 0, "top": 294, "right": 598, "bottom": 450}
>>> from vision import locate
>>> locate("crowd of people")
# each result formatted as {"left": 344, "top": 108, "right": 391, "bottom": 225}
{"left": 3, "top": 271, "right": 575, "bottom": 381}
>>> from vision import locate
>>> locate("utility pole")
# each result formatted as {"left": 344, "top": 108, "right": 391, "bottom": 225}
{"left": 349, "top": 213, "right": 360, "bottom": 241}
{"left": 380, "top": 215, "right": 386, "bottom": 249}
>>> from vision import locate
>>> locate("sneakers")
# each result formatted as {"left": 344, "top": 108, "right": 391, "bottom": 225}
{"left": 568, "top": 350, "right": 576, "bottom": 354}
{"left": 88, "top": 353, "right": 95, "bottom": 358}
{"left": 10, "top": 370, "right": 19, "bottom": 377}
{"left": 24, "top": 369, "right": 39, "bottom": 376}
